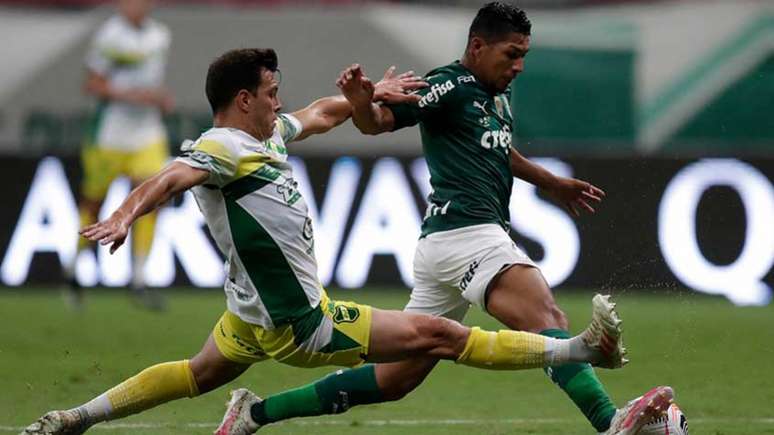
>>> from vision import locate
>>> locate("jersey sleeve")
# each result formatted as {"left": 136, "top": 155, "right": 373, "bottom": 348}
{"left": 277, "top": 113, "right": 303, "bottom": 144}
{"left": 176, "top": 136, "right": 239, "bottom": 187}
{"left": 387, "top": 72, "right": 461, "bottom": 131}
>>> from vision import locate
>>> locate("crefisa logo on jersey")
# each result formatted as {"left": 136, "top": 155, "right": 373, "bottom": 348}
{"left": 418, "top": 80, "right": 455, "bottom": 108}
{"left": 480, "top": 124, "right": 512, "bottom": 151}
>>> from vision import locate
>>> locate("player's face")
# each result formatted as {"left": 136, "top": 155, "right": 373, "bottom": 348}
{"left": 118, "top": 0, "right": 153, "bottom": 26}
{"left": 249, "top": 69, "right": 282, "bottom": 140}
{"left": 478, "top": 32, "right": 530, "bottom": 92}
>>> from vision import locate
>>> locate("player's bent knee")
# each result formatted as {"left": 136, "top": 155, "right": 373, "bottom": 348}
{"left": 411, "top": 315, "right": 468, "bottom": 359}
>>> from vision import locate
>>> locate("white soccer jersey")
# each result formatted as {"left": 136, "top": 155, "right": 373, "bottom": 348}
{"left": 176, "top": 115, "right": 323, "bottom": 329}
{"left": 86, "top": 14, "right": 170, "bottom": 150}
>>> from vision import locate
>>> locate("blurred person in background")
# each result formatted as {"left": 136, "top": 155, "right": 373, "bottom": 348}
{"left": 64, "top": 0, "right": 172, "bottom": 310}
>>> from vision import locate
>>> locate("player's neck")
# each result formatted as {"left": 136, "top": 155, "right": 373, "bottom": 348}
{"left": 121, "top": 14, "right": 147, "bottom": 29}
{"left": 213, "top": 114, "right": 271, "bottom": 142}
{"left": 460, "top": 56, "right": 494, "bottom": 93}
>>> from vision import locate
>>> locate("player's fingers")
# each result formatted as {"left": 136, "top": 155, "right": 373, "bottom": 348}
{"left": 395, "top": 70, "right": 416, "bottom": 80}
{"left": 589, "top": 184, "right": 606, "bottom": 197}
{"left": 80, "top": 222, "right": 102, "bottom": 235}
{"left": 577, "top": 199, "right": 596, "bottom": 214}
{"left": 402, "top": 79, "right": 429, "bottom": 91}
{"left": 581, "top": 190, "right": 603, "bottom": 203}
{"left": 567, "top": 203, "right": 580, "bottom": 217}
{"left": 382, "top": 65, "right": 396, "bottom": 80}
{"left": 82, "top": 226, "right": 109, "bottom": 240}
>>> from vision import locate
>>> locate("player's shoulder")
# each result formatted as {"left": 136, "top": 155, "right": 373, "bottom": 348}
{"left": 424, "top": 62, "right": 477, "bottom": 88}
{"left": 144, "top": 18, "right": 171, "bottom": 45}
{"left": 93, "top": 15, "right": 124, "bottom": 44}
{"left": 416, "top": 62, "right": 475, "bottom": 108}
{"left": 192, "top": 128, "right": 242, "bottom": 153}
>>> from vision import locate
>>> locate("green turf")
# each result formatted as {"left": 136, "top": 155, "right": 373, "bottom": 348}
{"left": 1, "top": 288, "right": 772, "bottom": 434}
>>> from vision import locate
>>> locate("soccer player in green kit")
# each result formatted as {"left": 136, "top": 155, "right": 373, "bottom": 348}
{"left": 333, "top": 3, "right": 674, "bottom": 435}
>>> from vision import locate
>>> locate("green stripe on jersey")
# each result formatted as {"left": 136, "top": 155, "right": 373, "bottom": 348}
{"left": 318, "top": 329, "right": 361, "bottom": 354}
{"left": 222, "top": 166, "right": 281, "bottom": 200}
{"left": 292, "top": 305, "right": 325, "bottom": 346}
{"left": 225, "top": 199, "right": 314, "bottom": 324}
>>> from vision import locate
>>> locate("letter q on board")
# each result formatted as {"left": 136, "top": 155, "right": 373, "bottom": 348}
{"left": 658, "top": 159, "right": 774, "bottom": 306}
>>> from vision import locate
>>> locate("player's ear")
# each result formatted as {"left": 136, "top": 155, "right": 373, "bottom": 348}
{"left": 235, "top": 89, "right": 252, "bottom": 113}
{"left": 467, "top": 36, "right": 487, "bottom": 60}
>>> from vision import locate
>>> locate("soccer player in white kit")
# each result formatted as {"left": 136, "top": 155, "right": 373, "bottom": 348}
{"left": 67, "top": 0, "right": 173, "bottom": 309}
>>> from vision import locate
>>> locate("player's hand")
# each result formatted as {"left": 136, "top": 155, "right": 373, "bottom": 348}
{"left": 546, "top": 177, "right": 605, "bottom": 217}
{"left": 336, "top": 64, "right": 376, "bottom": 108}
{"left": 79, "top": 211, "right": 131, "bottom": 254}
{"left": 372, "top": 66, "right": 427, "bottom": 104}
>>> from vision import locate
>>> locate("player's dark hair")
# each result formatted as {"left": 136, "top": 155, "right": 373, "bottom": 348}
{"left": 468, "top": 2, "right": 531, "bottom": 44}
{"left": 206, "top": 48, "right": 278, "bottom": 114}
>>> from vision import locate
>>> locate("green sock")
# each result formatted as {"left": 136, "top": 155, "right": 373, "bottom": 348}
{"left": 541, "top": 329, "right": 616, "bottom": 432}
{"left": 251, "top": 364, "right": 383, "bottom": 425}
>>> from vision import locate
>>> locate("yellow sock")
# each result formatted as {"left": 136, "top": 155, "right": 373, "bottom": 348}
{"left": 132, "top": 211, "right": 157, "bottom": 258}
{"left": 456, "top": 327, "right": 548, "bottom": 370}
{"left": 75, "top": 360, "right": 199, "bottom": 424}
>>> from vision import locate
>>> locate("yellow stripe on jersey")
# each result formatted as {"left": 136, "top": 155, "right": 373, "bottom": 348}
{"left": 235, "top": 155, "right": 269, "bottom": 179}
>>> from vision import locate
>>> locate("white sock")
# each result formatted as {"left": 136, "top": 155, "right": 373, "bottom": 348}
{"left": 544, "top": 336, "right": 597, "bottom": 365}
{"left": 71, "top": 393, "right": 112, "bottom": 426}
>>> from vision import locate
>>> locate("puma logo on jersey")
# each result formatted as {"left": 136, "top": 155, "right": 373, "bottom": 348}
{"left": 418, "top": 80, "right": 455, "bottom": 108}
{"left": 480, "top": 125, "right": 512, "bottom": 151}
{"left": 473, "top": 100, "right": 488, "bottom": 114}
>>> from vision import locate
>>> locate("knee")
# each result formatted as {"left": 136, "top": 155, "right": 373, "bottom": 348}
{"left": 189, "top": 352, "right": 246, "bottom": 395}
{"left": 411, "top": 315, "right": 468, "bottom": 357}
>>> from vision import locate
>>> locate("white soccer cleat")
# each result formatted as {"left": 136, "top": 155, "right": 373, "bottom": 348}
{"left": 582, "top": 294, "right": 627, "bottom": 369}
{"left": 639, "top": 403, "right": 689, "bottom": 435}
{"left": 600, "top": 386, "right": 675, "bottom": 435}
{"left": 19, "top": 410, "right": 87, "bottom": 435}
{"left": 214, "top": 388, "right": 263, "bottom": 435}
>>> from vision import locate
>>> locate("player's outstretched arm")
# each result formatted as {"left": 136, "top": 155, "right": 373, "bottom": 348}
{"left": 509, "top": 147, "right": 605, "bottom": 217}
{"left": 80, "top": 162, "right": 209, "bottom": 253}
{"left": 337, "top": 64, "right": 422, "bottom": 135}
{"left": 293, "top": 66, "right": 424, "bottom": 141}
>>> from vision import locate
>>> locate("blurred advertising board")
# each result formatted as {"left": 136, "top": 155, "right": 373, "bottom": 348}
{"left": 1, "top": 155, "right": 772, "bottom": 305}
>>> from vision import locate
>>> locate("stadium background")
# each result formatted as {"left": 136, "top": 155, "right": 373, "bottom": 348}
{"left": 1, "top": 0, "right": 773, "bottom": 434}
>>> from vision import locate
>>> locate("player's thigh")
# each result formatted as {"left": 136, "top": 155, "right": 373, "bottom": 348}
{"left": 486, "top": 265, "right": 567, "bottom": 332}
{"left": 126, "top": 138, "right": 169, "bottom": 182}
{"left": 80, "top": 146, "right": 125, "bottom": 202}
{"left": 211, "top": 310, "right": 271, "bottom": 365}
{"left": 367, "top": 308, "right": 468, "bottom": 363}
{"left": 191, "top": 311, "right": 271, "bottom": 394}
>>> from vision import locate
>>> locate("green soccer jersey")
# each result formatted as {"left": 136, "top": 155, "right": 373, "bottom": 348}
{"left": 389, "top": 61, "right": 514, "bottom": 237}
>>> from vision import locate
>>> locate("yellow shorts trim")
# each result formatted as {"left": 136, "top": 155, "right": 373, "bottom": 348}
{"left": 81, "top": 139, "right": 169, "bottom": 201}
{"left": 212, "top": 292, "right": 372, "bottom": 368}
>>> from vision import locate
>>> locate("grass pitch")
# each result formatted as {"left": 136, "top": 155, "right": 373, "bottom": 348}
{"left": 1, "top": 288, "right": 772, "bottom": 434}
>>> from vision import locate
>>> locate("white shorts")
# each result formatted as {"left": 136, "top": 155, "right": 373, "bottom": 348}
{"left": 405, "top": 224, "right": 537, "bottom": 321}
